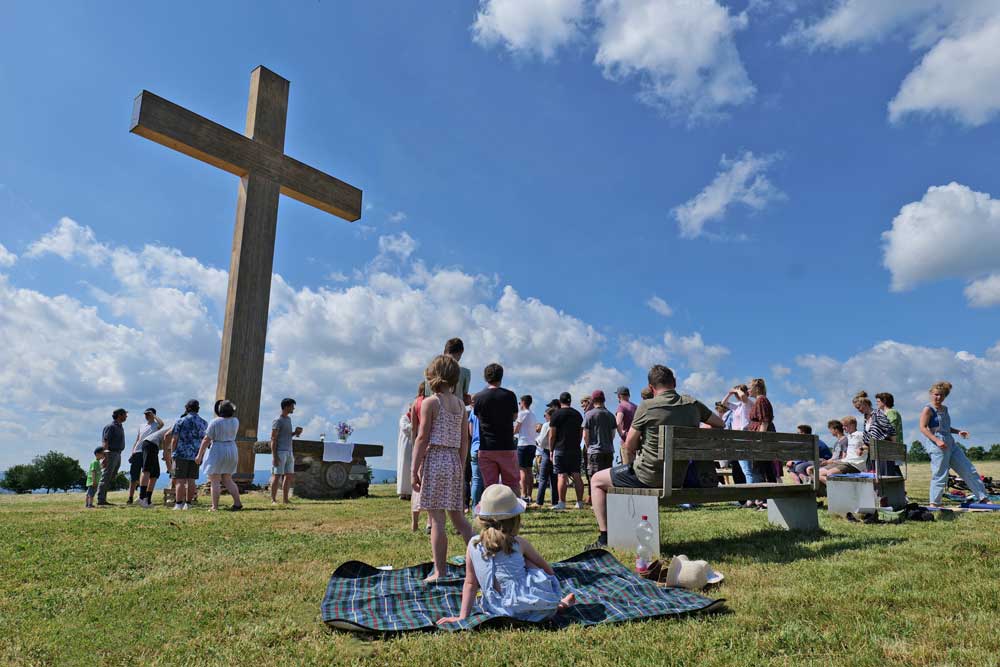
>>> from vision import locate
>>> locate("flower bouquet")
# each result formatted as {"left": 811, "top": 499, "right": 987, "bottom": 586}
{"left": 336, "top": 421, "right": 354, "bottom": 442}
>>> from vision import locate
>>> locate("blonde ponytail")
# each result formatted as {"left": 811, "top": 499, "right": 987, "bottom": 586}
{"left": 477, "top": 515, "right": 521, "bottom": 557}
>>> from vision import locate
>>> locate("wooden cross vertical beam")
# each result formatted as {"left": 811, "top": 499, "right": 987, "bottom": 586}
{"left": 130, "top": 66, "right": 363, "bottom": 485}
{"left": 219, "top": 68, "right": 287, "bottom": 473}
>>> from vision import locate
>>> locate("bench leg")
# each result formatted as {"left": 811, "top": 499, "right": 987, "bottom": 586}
{"left": 878, "top": 479, "right": 907, "bottom": 509}
{"left": 606, "top": 493, "right": 661, "bottom": 558}
{"left": 767, "top": 496, "right": 819, "bottom": 531}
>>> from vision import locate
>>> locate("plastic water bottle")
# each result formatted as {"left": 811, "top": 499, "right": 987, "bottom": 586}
{"left": 635, "top": 515, "right": 655, "bottom": 573}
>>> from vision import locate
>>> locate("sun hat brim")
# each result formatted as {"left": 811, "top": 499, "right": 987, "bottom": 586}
{"left": 474, "top": 497, "right": 527, "bottom": 520}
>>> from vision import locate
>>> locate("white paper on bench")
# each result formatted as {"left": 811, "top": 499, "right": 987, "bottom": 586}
{"left": 323, "top": 442, "right": 353, "bottom": 463}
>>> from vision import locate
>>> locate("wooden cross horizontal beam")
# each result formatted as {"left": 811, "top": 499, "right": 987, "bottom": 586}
{"left": 130, "top": 90, "right": 362, "bottom": 221}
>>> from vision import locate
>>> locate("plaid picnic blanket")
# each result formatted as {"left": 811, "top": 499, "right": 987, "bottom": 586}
{"left": 321, "top": 549, "right": 723, "bottom": 633}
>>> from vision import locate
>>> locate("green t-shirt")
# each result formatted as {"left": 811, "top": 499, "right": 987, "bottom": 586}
{"left": 884, "top": 407, "right": 903, "bottom": 444}
{"left": 631, "top": 390, "right": 713, "bottom": 488}
{"left": 86, "top": 459, "right": 101, "bottom": 487}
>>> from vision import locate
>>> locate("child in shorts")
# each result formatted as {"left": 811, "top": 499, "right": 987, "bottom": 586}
{"left": 85, "top": 447, "right": 104, "bottom": 508}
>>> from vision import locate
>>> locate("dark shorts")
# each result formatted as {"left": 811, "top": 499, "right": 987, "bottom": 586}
{"left": 609, "top": 463, "right": 653, "bottom": 489}
{"left": 128, "top": 452, "right": 143, "bottom": 482}
{"left": 174, "top": 458, "right": 200, "bottom": 480}
{"left": 517, "top": 446, "right": 536, "bottom": 469}
{"left": 553, "top": 448, "right": 581, "bottom": 476}
{"left": 141, "top": 441, "right": 161, "bottom": 478}
{"left": 587, "top": 452, "right": 614, "bottom": 476}
{"left": 86, "top": 484, "right": 97, "bottom": 498}
{"left": 791, "top": 461, "right": 812, "bottom": 477}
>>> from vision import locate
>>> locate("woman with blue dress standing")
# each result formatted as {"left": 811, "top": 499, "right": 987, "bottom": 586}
{"left": 919, "top": 381, "right": 990, "bottom": 506}
{"left": 195, "top": 400, "right": 243, "bottom": 511}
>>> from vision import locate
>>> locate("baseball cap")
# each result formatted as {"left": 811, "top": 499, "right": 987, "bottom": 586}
{"left": 616, "top": 386, "right": 630, "bottom": 396}
{"left": 590, "top": 389, "right": 606, "bottom": 402}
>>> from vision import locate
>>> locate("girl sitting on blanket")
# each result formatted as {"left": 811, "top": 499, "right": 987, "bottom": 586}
{"left": 437, "top": 484, "right": 576, "bottom": 624}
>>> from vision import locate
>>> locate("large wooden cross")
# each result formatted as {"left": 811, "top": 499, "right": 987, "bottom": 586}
{"left": 130, "top": 66, "right": 362, "bottom": 483}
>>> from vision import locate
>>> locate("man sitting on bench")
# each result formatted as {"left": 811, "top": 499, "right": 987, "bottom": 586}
{"left": 587, "top": 364, "right": 724, "bottom": 549}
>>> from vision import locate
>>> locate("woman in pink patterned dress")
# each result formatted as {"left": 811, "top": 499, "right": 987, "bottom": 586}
{"left": 412, "top": 355, "right": 474, "bottom": 582}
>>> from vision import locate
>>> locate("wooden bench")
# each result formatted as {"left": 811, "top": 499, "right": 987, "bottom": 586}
{"left": 827, "top": 439, "right": 907, "bottom": 516}
{"left": 607, "top": 426, "right": 820, "bottom": 555}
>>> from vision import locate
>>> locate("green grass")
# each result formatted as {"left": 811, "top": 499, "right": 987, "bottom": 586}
{"left": 2, "top": 463, "right": 999, "bottom": 667}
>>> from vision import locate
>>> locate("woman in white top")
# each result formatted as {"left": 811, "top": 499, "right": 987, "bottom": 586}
{"left": 396, "top": 405, "right": 414, "bottom": 499}
{"left": 195, "top": 400, "right": 243, "bottom": 511}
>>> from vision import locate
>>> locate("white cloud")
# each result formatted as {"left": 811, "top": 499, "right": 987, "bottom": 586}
{"left": 0, "top": 243, "right": 16, "bottom": 268}
{"left": 25, "top": 216, "right": 109, "bottom": 266}
{"left": 672, "top": 151, "right": 783, "bottom": 239}
{"left": 784, "top": 340, "right": 1000, "bottom": 442}
{"left": 623, "top": 329, "right": 733, "bottom": 399}
{"left": 3, "top": 218, "right": 627, "bottom": 470}
{"left": 965, "top": 274, "right": 1000, "bottom": 308}
{"left": 789, "top": 1, "right": 1000, "bottom": 126}
{"left": 376, "top": 231, "right": 418, "bottom": 260}
{"left": 881, "top": 182, "right": 1000, "bottom": 306}
{"left": 594, "top": 0, "right": 755, "bottom": 119}
{"left": 889, "top": 17, "right": 1000, "bottom": 126}
{"left": 646, "top": 295, "right": 673, "bottom": 317}
{"left": 471, "top": 0, "right": 587, "bottom": 59}
{"left": 388, "top": 211, "right": 408, "bottom": 223}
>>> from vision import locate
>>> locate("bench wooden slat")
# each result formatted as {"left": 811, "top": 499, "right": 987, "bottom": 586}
{"left": 665, "top": 426, "right": 815, "bottom": 445}
{"left": 669, "top": 440, "right": 816, "bottom": 461}
{"left": 607, "top": 483, "right": 815, "bottom": 503}
{"left": 872, "top": 439, "right": 906, "bottom": 461}
{"left": 669, "top": 483, "right": 813, "bottom": 504}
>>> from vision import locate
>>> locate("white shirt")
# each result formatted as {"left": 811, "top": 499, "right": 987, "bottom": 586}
{"left": 535, "top": 422, "right": 551, "bottom": 453}
{"left": 133, "top": 421, "right": 161, "bottom": 454}
{"left": 843, "top": 431, "right": 867, "bottom": 470}
{"left": 515, "top": 409, "right": 538, "bottom": 447}
{"left": 725, "top": 399, "right": 752, "bottom": 431}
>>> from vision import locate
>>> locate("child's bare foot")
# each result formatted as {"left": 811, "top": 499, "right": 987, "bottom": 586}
{"left": 557, "top": 593, "right": 576, "bottom": 611}
{"left": 423, "top": 571, "right": 442, "bottom": 584}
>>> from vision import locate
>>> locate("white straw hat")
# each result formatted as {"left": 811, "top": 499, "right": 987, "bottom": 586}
{"left": 664, "top": 555, "right": 724, "bottom": 590}
{"left": 475, "top": 484, "right": 526, "bottom": 520}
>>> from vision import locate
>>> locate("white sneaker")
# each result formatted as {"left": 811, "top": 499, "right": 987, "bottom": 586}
{"left": 574, "top": 501, "right": 584, "bottom": 510}
{"left": 138, "top": 498, "right": 151, "bottom": 509}
{"left": 181, "top": 503, "right": 190, "bottom": 510}
{"left": 552, "top": 502, "right": 567, "bottom": 511}
{"left": 172, "top": 503, "right": 181, "bottom": 511}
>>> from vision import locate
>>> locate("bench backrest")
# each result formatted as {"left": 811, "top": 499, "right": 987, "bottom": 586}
{"left": 870, "top": 438, "right": 907, "bottom": 480}
{"left": 658, "top": 425, "right": 821, "bottom": 494}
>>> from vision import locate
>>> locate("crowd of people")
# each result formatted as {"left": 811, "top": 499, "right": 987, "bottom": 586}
{"left": 89, "top": 397, "right": 305, "bottom": 511}
{"left": 396, "top": 337, "right": 994, "bottom": 573}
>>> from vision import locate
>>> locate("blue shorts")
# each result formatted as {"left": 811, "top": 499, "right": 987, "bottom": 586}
{"left": 272, "top": 450, "right": 295, "bottom": 475}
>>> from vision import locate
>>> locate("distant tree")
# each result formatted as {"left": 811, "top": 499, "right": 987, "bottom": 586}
{"left": 1, "top": 464, "right": 40, "bottom": 494}
{"left": 988, "top": 444, "right": 1000, "bottom": 461}
{"left": 909, "top": 441, "right": 931, "bottom": 462}
{"left": 32, "top": 451, "right": 86, "bottom": 493}
{"left": 966, "top": 446, "right": 986, "bottom": 461}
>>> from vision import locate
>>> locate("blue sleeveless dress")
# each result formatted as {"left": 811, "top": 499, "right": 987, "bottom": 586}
{"left": 468, "top": 537, "right": 565, "bottom": 621}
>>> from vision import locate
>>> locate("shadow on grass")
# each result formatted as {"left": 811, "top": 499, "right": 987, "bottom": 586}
{"left": 664, "top": 529, "right": 906, "bottom": 565}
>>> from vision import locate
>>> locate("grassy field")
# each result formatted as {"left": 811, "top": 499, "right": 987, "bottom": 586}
{"left": 2, "top": 463, "right": 999, "bottom": 667}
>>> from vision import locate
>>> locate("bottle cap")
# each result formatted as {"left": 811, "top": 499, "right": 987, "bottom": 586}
{"left": 641, "top": 515, "right": 647, "bottom": 520}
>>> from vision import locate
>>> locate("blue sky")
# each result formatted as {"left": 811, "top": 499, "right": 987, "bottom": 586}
{"left": 3, "top": 0, "right": 1000, "bottom": 469}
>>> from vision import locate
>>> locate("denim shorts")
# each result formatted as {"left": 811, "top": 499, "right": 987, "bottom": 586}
{"left": 272, "top": 450, "right": 295, "bottom": 475}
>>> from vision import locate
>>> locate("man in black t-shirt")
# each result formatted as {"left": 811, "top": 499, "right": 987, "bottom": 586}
{"left": 472, "top": 363, "right": 519, "bottom": 493}
{"left": 548, "top": 392, "right": 585, "bottom": 510}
